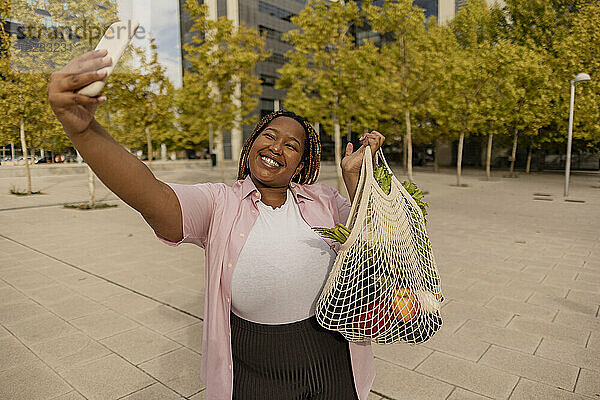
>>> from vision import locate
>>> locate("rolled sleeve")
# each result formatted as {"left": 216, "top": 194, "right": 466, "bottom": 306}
{"left": 154, "top": 182, "right": 217, "bottom": 248}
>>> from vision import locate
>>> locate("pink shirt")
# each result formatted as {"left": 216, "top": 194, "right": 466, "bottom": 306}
{"left": 155, "top": 176, "right": 375, "bottom": 400}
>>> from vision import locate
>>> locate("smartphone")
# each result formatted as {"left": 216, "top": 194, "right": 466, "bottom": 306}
{"left": 77, "top": 20, "right": 140, "bottom": 97}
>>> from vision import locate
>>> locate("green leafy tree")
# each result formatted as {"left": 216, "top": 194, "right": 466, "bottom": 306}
{"left": 277, "top": 0, "right": 380, "bottom": 191}
{"left": 182, "top": 0, "right": 269, "bottom": 181}
{"left": 553, "top": 1, "right": 600, "bottom": 150}
{"left": 107, "top": 38, "right": 175, "bottom": 167}
{"left": 433, "top": 0, "right": 500, "bottom": 186}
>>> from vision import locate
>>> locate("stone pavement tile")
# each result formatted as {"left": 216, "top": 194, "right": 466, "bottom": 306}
{"left": 101, "top": 292, "right": 160, "bottom": 315}
{"left": 70, "top": 309, "right": 140, "bottom": 340}
{"left": 0, "top": 324, "right": 10, "bottom": 338}
{"left": 535, "top": 338, "right": 600, "bottom": 372}
{"left": 455, "top": 271, "right": 512, "bottom": 287}
{"left": 171, "top": 274, "right": 205, "bottom": 293}
{"left": 554, "top": 310, "right": 600, "bottom": 333}
{"left": 144, "top": 267, "right": 195, "bottom": 284}
{"left": 506, "top": 280, "right": 568, "bottom": 299}
{"left": 166, "top": 322, "right": 203, "bottom": 354}
{"left": 366, "top": 392, "right": 382, "bottom": 400}
{"left": 0, "top": 336, "right": 41, "bottom": 372}
{"left": 469, "top": 282, "right": 532, "bottom": 303}
{"left": 507, "top": 316, "right": 589, "bottom": 346}
{"left": 422, "top": 329, "right": 490, "bottom": 362}
{"left": 542, "top": 276, "right": 600, "bottom": 294}
{"left": 522, "top": 266, "right": 578, "bottom": 282}
{"left": 440, "top": 284, "right": 494, "bottom": 306}
{"left": 8, "top": 312, "right": 79, "bottom": 345}
{"left": 130, "top": 304, "right": 199, "bottom": 334}
{"left": 575, "top": 369, "right": 600, "bottom": 398}
{"left": 51, "top": 270, "right": 105, "bottom": 289}
{"left": 439, "top": 275, "right": 477, "bottom": 290}
{"left": 45, "top": 294, "right": 108, "bottom": 320}
{"left": 371, "top": 358, "right": 453, "bottom": 399}
{"left": 101, "top": 326, "right": 182, "bottom": 365}
{"left": 52, "top": 391, "right": 87, "bottom": 400}
{"left": 416, "top": 351, "right": 518, "bottom": 399}
{"left": 0, "top": 362, "right": 72, "bottom": 400}
{"left": 138, "top": 347, "right": 204, "bottom": 397}
{"left": 122, "top": 382, "right": 184, "bottom": 399}
{"left": 29, "top": 332, "right": 112, "bottom": 373}
{"left": 153, "top": 288, "right": 204, "bottom": 317}
{"left": 441, "top": 301, "right": 514, "bottom": 332}
{"left": 509, "top": 378, "right": 590, "bottom": 400}
{"left": 0, "top": 301, "right": 47, "bottom": 325}
{"left": 0, "top": 285, "right": 29, "bottom": 305}
{"left": 4, "top": 272, "right": 59, "bottom": 291}
{"left": 25, "top": 284, "right": 79, "bottom": 305}
{"left": 527, "top": 293, "right": 598, "bottom": 316}
{"left": 189, "top": 389, "right": 206, "bottom": 399}
{"left": 372, "top": 342, "right": 433, "bottom": 370}
{"left": 70, "top": 280, "right": 131, "bottom": 302}
{"left": 104, "top": 270, "right": 176, "bottom": 296}
{"left": 455, "top": 320, "right": 542, "bottom": 354}
{"left": 588, "top": 332, "right": 600, "bottom": 351}
{"left": 577, "top": 272, "right": 600, "bottom": 284}
{"left": 479, "top": 345, "right": 579, "bottom": 390}
{"left": 565, "top": 290, "right": 600, "bottom": 314}
{"left": 487, "top": 297, "right": 557, "bottom": 322}
{"left": 59, "top": 354, "right": 156, "bottom": 400}
{"left": 447, "top": 387, "right": 491, "bottom": 400}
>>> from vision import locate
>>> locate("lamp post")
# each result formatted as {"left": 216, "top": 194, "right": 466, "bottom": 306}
{"left": 564, "top": 73, "right": 591, "bottom": 197}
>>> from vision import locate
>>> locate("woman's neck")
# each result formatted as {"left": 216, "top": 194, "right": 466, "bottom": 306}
{"left": 251, "top": 176, "right": 289, "bottom": 208}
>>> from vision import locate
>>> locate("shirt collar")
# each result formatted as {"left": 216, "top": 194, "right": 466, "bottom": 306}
{"left": 241, "top": 176, "right": 313, "bottom": 202}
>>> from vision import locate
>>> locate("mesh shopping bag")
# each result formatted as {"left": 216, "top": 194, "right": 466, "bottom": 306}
{"left": 315, "top": 148, "right": 443, "bottom": 344}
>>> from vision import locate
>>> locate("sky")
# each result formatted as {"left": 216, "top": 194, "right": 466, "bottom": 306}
{"left": 117, "top": 0, "right": 183, "bottom": 88}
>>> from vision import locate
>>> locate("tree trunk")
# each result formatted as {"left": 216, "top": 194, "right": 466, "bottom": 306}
{"left": 509, "top": 125, "right": 518, "bottom": 177}
{"left": 20, "top": 117, "right": 32, "bottom": 195}
{"left": 433, "top": 138, "right": 439, "bottom": 173}
{"left": 526, "top": 147, "right": 532, "bottom": 174}
{"left": 402, "top": 132, "right": 408, "bottom": 173}
{"left": 486, "top": 133, "right": 493, "bottom": 180}
{"left": 333, "top": 113, "right": 343, "bottom": 192}
{"left": 87, "top": 166, "right": 96, "bottom": 207}
{"left": 231, "top": 78, "right": 242, "bottom": 162}
{"left": 405, "top": 110, "right": 413, "bottom": 183}
{"left": 215, "top": 126, "right": 225, "bottom": 183}
{"left": 11, "top": 142, "right": 15, "bottom": 161}
{"left": 145, "top": 126, "right": 153, "bottom": 168}
{"left": 456, "top": 131, "right": 465, "bottom": 187}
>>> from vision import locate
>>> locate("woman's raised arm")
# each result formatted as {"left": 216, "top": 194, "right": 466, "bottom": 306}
{"left": 48, "top": 49, "right": 183, "bottom": 242}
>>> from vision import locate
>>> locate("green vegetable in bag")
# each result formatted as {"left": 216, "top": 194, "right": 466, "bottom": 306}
{"left": 314, "top": 164, "right": 429, "bottom": 244}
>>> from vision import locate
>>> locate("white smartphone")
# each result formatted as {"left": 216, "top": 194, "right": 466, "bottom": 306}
{"left": 77, "top": 20, "right": 140, "bottom": 97}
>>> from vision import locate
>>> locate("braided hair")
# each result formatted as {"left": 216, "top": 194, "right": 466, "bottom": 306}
{"left": 237, "top": 110, "right": 321, "bottom": 185}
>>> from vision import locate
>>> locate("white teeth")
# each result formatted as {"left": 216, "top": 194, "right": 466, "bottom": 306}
{"left": 261, "top": 156, "right": 280, "bottom": 167}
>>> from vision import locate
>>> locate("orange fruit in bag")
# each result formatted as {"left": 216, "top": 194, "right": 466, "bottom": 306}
{"left": 392, "top": 288, "right": 420, "bottom": 322}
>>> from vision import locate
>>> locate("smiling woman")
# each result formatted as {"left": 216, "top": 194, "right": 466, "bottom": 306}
{"left": 47, "top": 53, "right": 384, "bottom": 399}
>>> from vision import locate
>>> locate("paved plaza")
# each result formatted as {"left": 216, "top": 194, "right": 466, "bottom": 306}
{"left": 0, "top": 161, "right": 599, "bottom": 400}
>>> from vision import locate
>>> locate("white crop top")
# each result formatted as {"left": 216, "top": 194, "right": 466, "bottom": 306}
{"left": 231, "top": 190, "right": 337, "bottom": 324}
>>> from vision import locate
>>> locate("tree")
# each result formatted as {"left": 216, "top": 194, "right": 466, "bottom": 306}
{"left": 553, "top": 1, "right": 600, "bottom": 150}
{"left": 434, "top": 0, "right": 500, "bottom": 186}
{"left": 107, "top": 38, "right": 175, "bottom": 167}
{"left": 182, "top": 0, "right": 269, "bottom": 181}
{"left": 278, "top": 0, "right": 380, "bottom": 191}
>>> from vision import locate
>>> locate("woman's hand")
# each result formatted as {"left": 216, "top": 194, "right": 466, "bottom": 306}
{"left": 341, "top": 130, "right": 386, "bottom": 176}
{"left": 48, "top": 49, "right": 112, "bottom": 136}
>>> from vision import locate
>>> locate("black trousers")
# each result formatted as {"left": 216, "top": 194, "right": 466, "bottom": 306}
{"left": 231, "top": 311, "right": 359, "bottom": 400}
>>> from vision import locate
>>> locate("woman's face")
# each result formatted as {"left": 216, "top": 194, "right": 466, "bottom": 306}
{"left": 248, "top": 116, "right": 306, "bottom": 188}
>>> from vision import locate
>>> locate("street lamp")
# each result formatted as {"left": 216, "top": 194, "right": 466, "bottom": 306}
{"left": 564, "top": 73, "right": 591, "bottom": 197}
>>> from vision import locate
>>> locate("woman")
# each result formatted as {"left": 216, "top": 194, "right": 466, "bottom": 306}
{"left": 48, "top": 50, "right": 385, "bottom": 400}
